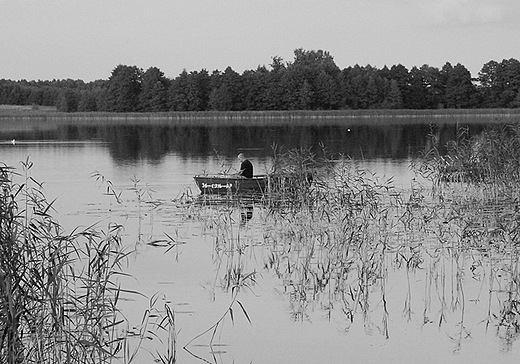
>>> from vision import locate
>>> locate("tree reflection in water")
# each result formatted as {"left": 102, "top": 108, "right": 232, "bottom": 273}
{"left": 27, "top": 121, "right": 489, "bottom": 164}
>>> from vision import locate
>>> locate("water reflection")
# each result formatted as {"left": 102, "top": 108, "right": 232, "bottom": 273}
{"left": 0, "top": 120, "right": 493, "bottom": 164}
{"left": 240, "top": 205, "right": 253, "bottom": 226}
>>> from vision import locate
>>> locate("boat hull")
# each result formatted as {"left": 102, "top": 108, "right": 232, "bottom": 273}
{"left": 194, "top": 175, "right": 268, "bottom": 194}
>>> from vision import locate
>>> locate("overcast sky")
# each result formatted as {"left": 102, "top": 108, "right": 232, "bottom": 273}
{"left": 1, "top": 0, "right": 518, "bottom": 81}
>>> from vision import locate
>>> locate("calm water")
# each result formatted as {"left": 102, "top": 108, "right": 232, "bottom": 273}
{"left": 1, "top": 118, "right": 519, "bottom": 363}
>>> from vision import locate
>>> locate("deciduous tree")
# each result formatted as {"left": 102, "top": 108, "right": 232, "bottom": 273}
{"left": 139, "top": 67, "right": 169, "bottom": 112}
{"left": 445, "top": 63, "right": 476, "bottom": 108}
{"left": 106, "top": 65, "right": 142, "bottom": 112}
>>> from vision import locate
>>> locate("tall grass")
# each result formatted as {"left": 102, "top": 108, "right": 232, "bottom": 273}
{"left": 413, "top": 123, "right": 520, "bottom": 186}
{"left": 177, "top": 194, "right": 256, "bottom": 363}
{"left": 0, "top": 160, "right": 132, "bottom": 363}
{"left": 0, "top": 161, "right": 176, "bottom": 363}
{"left": 412, "top": 124, "right": 520, "bottom": 347}
{"left": 186, "top": 134, "right": 520, "bottom": 350}
{"left": 3, "top": 108, "right": 520, "bottom": 127}
{"left": 186, "top": 147, "right": 398, "bottom": 339}
{"left": 264, "top": 148, "right": 396, "bottom": 334}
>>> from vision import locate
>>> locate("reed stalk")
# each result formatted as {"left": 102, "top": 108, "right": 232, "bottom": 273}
{"left": 0, "top": 162, "right": 177, "bottom": 363}
{"left": 183, "top": 127, "right": 520, "bottom": 352}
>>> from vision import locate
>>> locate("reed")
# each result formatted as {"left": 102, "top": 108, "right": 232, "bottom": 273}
{"left": 0, "top": 162, "right": 177, "bottom": 363}
{"left": 188, "top": 147, "right": 398, "bottom": 336}
{"left": 413, "top": 123, "right": 520, "bottom": 187}
{"left": 188, "top": 137, "right": 520, "bottom": 347}
{"left": 0, "top": 161, "right": 133, "bottom": 363}
{"left": 410, "top": 123, "right": 520, "bottom": 348}
{"left": 3, "top": 108, "right": 520, "bottom": 127}
{"left": 263, "top": 152, "right": 396, "bottom": 333}
{"left": 182, "top": 198, "right": 255, "bottom": 362}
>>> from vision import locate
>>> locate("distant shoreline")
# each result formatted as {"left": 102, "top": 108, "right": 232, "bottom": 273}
{"left": 1, "top": 107, "right": 520, "bottom": 127}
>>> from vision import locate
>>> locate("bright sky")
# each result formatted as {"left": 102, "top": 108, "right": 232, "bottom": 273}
{"left": 1, "top": 0, "right": 518, "bottom": 81}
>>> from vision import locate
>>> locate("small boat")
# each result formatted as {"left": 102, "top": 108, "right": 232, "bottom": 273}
{"left": 194, "top": 174, "right": 268, "bottom": 194}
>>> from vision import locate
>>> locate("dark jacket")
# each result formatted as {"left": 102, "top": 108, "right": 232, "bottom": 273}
{"left": 240, "top": 159, "right": 253, "bottom": 178}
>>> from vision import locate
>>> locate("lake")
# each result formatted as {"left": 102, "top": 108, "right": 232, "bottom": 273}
{"left": 1, "top": 113, "right": 519, "bottom": 364}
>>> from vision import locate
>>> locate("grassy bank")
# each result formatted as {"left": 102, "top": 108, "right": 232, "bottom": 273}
{"left": 0, "top": 105, "right": 58, "bottom": 113}
{"left": 1, "top": 108, "right": 520, "bottom": 127}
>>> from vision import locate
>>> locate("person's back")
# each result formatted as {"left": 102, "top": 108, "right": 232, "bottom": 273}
{"left": 238, "top": 153, "right": 253, "bottom": 178}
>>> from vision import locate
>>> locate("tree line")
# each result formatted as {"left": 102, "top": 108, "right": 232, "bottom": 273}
{"left": 1, "top": 49, "right": 520, "bottom": 112}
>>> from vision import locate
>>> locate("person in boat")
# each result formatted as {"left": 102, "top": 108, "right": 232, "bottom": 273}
{"left": 237, "top": 153, "right": 253, "bottom": 178}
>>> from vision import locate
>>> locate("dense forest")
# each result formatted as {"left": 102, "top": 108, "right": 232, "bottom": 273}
{"left": 1, "top": 49, "right": 520, "bottom": 112}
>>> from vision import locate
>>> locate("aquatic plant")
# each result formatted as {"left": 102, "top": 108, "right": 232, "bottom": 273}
{"left": 413, "top": 123, "right": 520, "bottom": 186}
{"left": 190, "top": 147, "right": 399, "bottom": 337}
{"left": 0, "top": 161, "right": 177, "bottom": 364}
{"left": 0, "top": 160, "right": 127, "bottom": 363}
{"left": 263, "top": 151, "right": 397, "bottom": 334}
{"left": 183, "top": 135, "right": 520, "bottom": 356}
{"left": 267, "top": 143, "right": 335, "bottom": 211}
{"left": 409, "top": 124, "right": 520, "bottom": 349}
{"left": 181, "top": 198, "right": 256, "bottom": 363}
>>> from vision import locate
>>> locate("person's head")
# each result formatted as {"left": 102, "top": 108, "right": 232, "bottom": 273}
{"left": 237, "top": 153, "right": 246, "bottom": 162}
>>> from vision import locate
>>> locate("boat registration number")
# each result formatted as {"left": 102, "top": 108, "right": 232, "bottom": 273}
{"left": 202, "top": 183, "right": 233, "bottom": 189}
